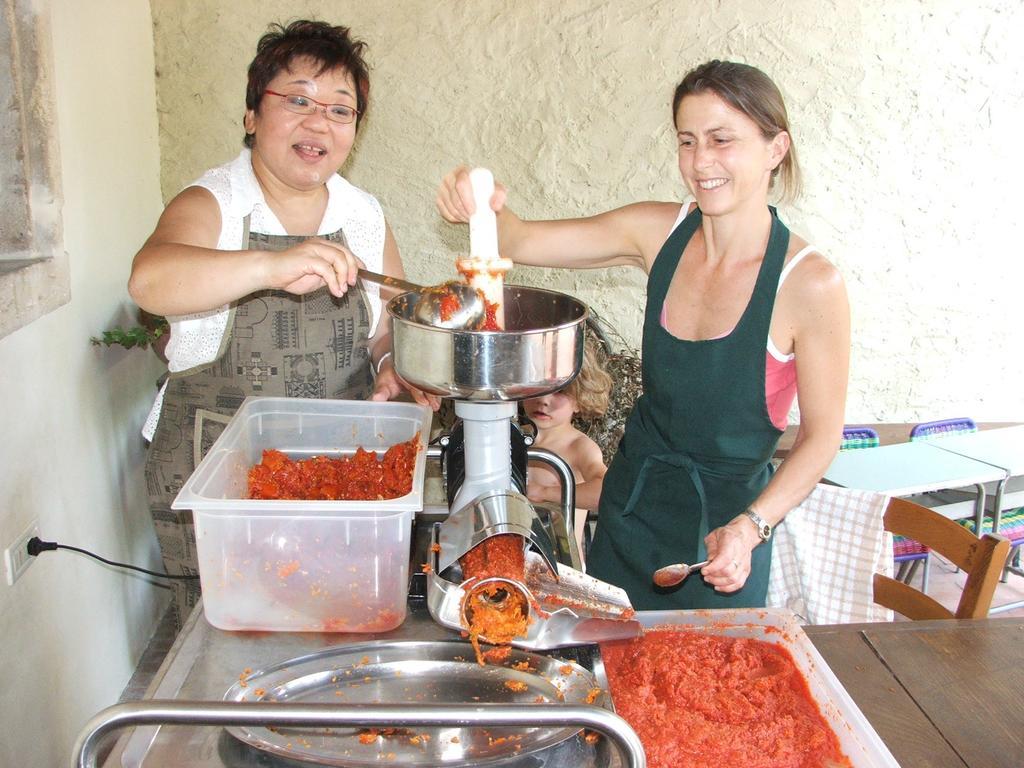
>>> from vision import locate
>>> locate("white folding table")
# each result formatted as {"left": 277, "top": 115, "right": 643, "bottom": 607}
{"left": 926, "top": 426, "right": 1024, "bottom": 613}
{"left": 823, "top": 441, "right": 1007, "bottom": 515}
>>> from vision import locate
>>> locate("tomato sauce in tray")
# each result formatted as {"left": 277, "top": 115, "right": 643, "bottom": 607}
{"left": 247, "top": 435, "right": 420, "bottom": 500}
{"left": 600, "top": 629, "right": 852, "bottom": 768}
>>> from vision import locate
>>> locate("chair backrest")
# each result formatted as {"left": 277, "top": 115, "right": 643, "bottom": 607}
{"left": 874, "top": 497, "right": 1010, "bottom": 619}
{"left": 909, "top": 417, "right": 977, "bottom": 441}
{"left": 840, "top": 426, "right": 880, "bottom": 451}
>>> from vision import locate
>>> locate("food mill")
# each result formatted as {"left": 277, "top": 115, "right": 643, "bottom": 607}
{"left": 388, "top": 284, "right": 641, "bottom": 650}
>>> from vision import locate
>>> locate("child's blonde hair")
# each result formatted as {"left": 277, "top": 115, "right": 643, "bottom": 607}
{"left": 565, "top": 336, "right": 612, "bottom": 419}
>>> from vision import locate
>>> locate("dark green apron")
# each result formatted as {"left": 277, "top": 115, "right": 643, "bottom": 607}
{"left": 144, "top": 219, "right": 373, "bottom": 627}
{"left": 588, "top": 206, "right": 789, "bottom": 610}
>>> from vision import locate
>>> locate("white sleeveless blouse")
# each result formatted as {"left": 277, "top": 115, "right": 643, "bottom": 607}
{"left": 142, "top": 149, "right": 386, "bottom": 439}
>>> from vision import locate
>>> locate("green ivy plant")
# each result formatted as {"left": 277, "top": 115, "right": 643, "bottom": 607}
{"left": 91, "top": 311, "right": 169, "bottom": 351}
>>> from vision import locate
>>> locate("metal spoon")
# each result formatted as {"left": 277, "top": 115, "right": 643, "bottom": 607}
{"left": 358, "top": 268, "right": 487, "bottom": 330}
{"left": 357, "top": 267, "right": 421, "bottom": 295}
{"left": 652, "top": 559, "right": 709, "bottom": 588}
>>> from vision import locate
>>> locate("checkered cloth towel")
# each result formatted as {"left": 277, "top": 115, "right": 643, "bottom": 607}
{"left": 767, "top": 484, "right": 894, "bottom": 624}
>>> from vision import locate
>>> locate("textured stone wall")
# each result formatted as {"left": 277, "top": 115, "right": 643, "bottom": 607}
{"left": 151, "top": 0, "right": 1024, "bottom": 420}
{"left": 0, "top": 2, "right": 166, "bottom": 767}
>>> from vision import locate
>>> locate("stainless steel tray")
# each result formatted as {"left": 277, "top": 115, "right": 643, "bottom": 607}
{"left": 89, "top": 522, "right": 644, "bottom": 768}
{"left": 222, "top": 639, "right": 610, "bottom": 766}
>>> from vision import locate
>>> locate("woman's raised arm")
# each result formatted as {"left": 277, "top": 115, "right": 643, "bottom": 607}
{"left": 437, "top": 165, "right": 679, "bottom": 273}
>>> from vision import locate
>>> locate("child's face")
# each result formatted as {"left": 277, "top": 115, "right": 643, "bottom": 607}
{"left": 524, "top": 391, "right": 577, "bottom": 429}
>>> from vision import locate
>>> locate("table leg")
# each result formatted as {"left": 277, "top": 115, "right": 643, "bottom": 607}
{"left": 972, "top": 482, "right": 986, "bottom": 534}
{"left": 1008, "top": 546, "right": 1023, "bottom": 579}
{"left": 991, "top": 479, "right": 1008, "bottom": 582}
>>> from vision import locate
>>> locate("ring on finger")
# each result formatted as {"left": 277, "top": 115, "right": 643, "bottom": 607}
{"left": 731, "top": 559, "right": 740, "bottom": 570}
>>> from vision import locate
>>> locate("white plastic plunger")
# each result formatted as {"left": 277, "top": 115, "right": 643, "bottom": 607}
{"left": 459, "top": 167, "right": 513, "bottom": 328}
{"left": 448, "top": 401, "right": 518, "bottom": 517}
{"left": 468, "top": 168, "right": 499, "bottom": 264}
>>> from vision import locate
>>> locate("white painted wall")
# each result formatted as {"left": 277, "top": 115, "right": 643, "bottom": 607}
{"left": 0, "top": 2, "right": 165, "bottom": 766}
{"left": 152, "top": 0, "right": 1023, "bottom": 421}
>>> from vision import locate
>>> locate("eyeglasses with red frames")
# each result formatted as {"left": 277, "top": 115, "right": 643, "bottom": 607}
{"left": 263, "top": 90, "right": 360, "bottom": 124}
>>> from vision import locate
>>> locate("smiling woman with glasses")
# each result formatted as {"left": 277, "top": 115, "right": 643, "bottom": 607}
{"left": 127, "top": 19, "right": 434, "bottom": 630}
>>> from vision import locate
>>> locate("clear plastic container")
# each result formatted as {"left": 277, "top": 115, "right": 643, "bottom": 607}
{"left": 173, "top": 397, "right": 432, "bottom": 632}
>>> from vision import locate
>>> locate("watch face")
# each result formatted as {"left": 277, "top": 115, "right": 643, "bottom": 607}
{"left": 746, "top": 510, "right": 771, "bottom": 541}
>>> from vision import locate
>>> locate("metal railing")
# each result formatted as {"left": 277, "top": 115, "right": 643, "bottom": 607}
{"left": 73, "top": 701, "right": 646, "bottom": 768}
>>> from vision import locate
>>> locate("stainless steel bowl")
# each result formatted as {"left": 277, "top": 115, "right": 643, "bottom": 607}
{"left": 388, "top": 285, "right": 588, "bottom": 401}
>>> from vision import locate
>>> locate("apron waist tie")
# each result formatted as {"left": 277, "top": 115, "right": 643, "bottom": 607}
{"left": 623, "top": 453, "right": 712, "bottom": 560}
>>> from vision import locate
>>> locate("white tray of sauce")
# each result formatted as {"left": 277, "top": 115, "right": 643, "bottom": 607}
{"left": 610, "top": 608, "right": 900, "bottom": 768}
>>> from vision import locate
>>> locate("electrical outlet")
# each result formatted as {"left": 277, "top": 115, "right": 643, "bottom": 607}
{"left": 4, "top": 521, "right": 39, "bottom": 586}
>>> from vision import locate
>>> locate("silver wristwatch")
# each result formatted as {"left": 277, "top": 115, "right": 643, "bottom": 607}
{"left": 743, "top": 507, "right": 772, "bottom": 542}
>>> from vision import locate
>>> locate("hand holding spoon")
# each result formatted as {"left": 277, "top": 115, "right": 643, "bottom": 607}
{"left": 652, "top": 559, "right": 710, "bottom": 588}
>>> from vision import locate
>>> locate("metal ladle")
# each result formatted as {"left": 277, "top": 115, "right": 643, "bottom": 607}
{"left": 651, "top": 559, "right": 709, "bottom": 588}
{"left": 358, "top": 268, "right": 487, "bottom": 330}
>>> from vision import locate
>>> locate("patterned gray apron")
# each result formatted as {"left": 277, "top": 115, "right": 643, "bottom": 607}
{"left": 144, "top": 220, "right": 373, "bottom": 627}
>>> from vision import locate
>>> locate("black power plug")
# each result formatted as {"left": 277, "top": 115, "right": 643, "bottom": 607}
{"left": 26, "top": 537, "right": 58, "bottom": 556}
{"left": 23, "top": 536, "right": 198, "bottom": 580}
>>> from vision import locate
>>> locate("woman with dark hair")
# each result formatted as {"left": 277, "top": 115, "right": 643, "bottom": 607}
{"left": 130, "top": 20, "right": 433, "bottom": 626}
{"left": 438, "top": 60, "right": 850, "bottom": 610}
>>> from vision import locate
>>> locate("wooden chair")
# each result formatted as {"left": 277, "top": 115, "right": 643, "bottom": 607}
{"left": 960, "top": 507, "right": 1024, "bottom": 579}
{"left": 874, "top": 497, "right": 1010, "bottom": 620}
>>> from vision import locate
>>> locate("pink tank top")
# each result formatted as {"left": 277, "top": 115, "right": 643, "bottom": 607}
{"left": 659, "top": 208, "right": 815, "bottom": 431}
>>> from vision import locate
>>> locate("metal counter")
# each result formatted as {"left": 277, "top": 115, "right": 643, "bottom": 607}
{"left": 89, "top": 512, "right": 642, "bottom": 768}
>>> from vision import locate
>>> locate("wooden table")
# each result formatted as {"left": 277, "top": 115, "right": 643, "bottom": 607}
{"left": 806, "top": 617, "right": 1024, "bottom": 768}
